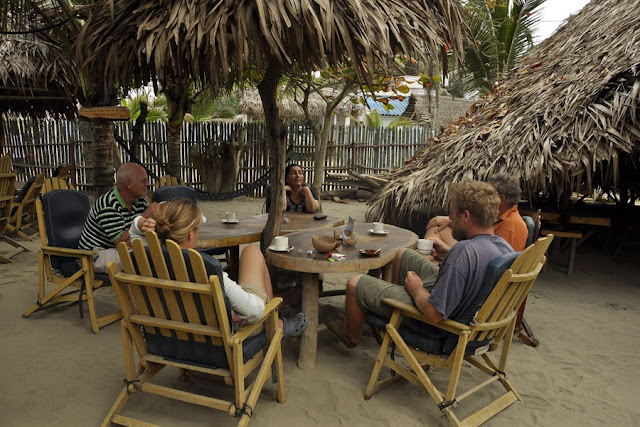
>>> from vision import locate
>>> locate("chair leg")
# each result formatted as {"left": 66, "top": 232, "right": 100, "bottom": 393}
{"left": 517, "top": 317, "right": 540, "bottom": 348}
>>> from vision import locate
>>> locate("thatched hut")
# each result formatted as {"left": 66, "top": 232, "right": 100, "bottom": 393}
{"left": 367, "top": 0, "right": 640, "bottom": 230}
{"left": 0, "top": 33, "right": 77, "bottom": 117}
{"left": 237, "top": 88, "right": 326, "bottom": 121}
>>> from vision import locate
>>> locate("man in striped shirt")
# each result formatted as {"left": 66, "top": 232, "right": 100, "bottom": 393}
{"left": 78, "top": 163, "right": 158, "bottom": 273}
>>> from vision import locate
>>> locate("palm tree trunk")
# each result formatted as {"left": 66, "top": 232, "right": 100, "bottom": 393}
{"left": 166, "top": 81, "right": 190, "bottom": 178}
{"left": 258, "top": 60, "right": 285, "bottom": 252}
{"left": 92, "top": 119, "right": 115, "bottom": 197}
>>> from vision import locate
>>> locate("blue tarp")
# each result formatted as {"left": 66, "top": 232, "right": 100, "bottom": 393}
{"left": 365, "top": 96, "right": 411, "bottom": 116}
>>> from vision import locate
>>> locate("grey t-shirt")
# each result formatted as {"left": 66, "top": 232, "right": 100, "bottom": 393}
{"left": 428, "top": 234, "right": 513, "bottom": 320}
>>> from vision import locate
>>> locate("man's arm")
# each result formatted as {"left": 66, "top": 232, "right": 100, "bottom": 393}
{"left": 404, "top": 271, "right": 443, "bottom": 323}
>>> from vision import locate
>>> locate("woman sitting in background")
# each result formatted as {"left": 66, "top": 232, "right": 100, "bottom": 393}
{"left": 140, "top": 198, "right": 307, "bottom": 337}
{"left": 282, "top": 164, "right": 319, "bottom": 213}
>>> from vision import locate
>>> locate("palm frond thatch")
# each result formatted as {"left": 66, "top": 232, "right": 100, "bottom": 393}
{"left": 237, "top": 88, "right": 326, "bottom": 120}
{"left": 0, "top": 32, "right": 78, "bottom": 116}
{"left": 77, "top": 0, "right": 465, "bottom": 95}
{"left": 367, "top": 0, "right": 640, "bottom": 227}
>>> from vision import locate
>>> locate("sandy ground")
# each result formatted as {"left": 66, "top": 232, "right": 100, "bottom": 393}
{"left": 2, "top": 197, "right": 640, "bottom": 426}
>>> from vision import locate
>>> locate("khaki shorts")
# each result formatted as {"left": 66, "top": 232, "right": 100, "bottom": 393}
{"left": 239, "top": 281, "right": 269, "bottom": 303}
{"left": 356, "top": 249, "right": 439, "bottom": 319}
{"left": 92, "top": 248, "right": 122, "bottom": 274}
{"left": 237, "top": 281, "right": 269, "bottom": 336}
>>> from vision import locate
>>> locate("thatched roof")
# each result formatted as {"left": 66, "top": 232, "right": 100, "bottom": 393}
{"left": 0, "top": 33, "right": 78, "bottom": 117}
{"left": 237, "top": 88, "right": 326, "bottom": 120}
{"left": 367, "top": 0, "right": 640, "bottom": 227}
{"left": 77, "top": 0, "right": 465, "bottom": 96}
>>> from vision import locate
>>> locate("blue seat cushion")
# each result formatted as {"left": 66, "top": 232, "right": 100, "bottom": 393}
{"left": 523, "top": 216, "right": 536, "bottom": 247}
{"left": 146, "top": 330, "right": 266, "bottom": 369}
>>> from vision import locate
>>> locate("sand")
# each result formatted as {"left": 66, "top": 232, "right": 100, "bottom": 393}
{"left": 1, "top": 197, "right": 639, "bottom": 426}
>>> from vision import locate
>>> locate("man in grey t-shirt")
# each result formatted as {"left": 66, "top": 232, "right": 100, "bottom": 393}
{"left": 322, "top": 181, "right": 513, "bottom": 349}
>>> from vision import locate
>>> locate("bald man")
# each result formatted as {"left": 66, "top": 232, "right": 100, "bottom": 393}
{"left": 78, "top": 163, "right": 158, "bottom": 272}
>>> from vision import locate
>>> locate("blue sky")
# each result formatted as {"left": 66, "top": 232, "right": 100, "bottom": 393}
{"left": 535, "top": 0, "right": 591, "bottom": 42}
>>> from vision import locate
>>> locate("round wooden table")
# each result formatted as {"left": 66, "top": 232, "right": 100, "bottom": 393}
{"left": 265, "top": 223, "right": 418, "bottom": 369}
{"left": 197, "top": 212, "right": 345, "bottom": 279}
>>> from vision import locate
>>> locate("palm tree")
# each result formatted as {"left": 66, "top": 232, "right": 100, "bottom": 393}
{"left": 463, "top": 0, "right": 546, "bottom": 95}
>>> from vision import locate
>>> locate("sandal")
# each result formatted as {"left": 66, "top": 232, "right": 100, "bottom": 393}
{"left": 320, "top": 305, "right": 357, "bottom": 349}
{"left": 282, "top": 313, "right": 307, "bottom": 338}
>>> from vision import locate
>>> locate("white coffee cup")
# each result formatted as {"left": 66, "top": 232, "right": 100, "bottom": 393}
{"left": 274, "top": 236, "right": 289, "bottom": 250}
{"left": 417, "top": 238, "right": 434, "bottom": 254}
{"left": 373, "top": 222, "right": 385, "bottom": 233}
{"left": 225, "top": 212, "right": 237, "bottom": 222}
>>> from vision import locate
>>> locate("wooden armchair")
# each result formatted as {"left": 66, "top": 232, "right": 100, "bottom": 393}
{"left": 22, "top": 189, "right": 122, "bottom": 333}
{"left": 156, "top": 174, "right": 185, "bottom": 188}
{"left": 516, "top": 209, "right": 542, "bottom": 347}
{"left": 1, "top": 170, "right": 29, "bottom": 262}
{"left": 0, "top": 154, "right": 12, "bottom": 173}
{"left": 364, "top": 236, "right": 553, "bottom": 427}
{"left": 7, "top": 170, "right": 45, "bottom": 240}
{"left": 52, "top": 164, "right": 73, "bottom": 181}
{"left": 41, "top": 177, "right": 76, "bottom": 194}
{"left": 101, "top": 231, "right": 285, "bottom": 426}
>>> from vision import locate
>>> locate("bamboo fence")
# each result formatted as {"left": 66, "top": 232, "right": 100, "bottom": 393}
{"left": 1, "top": 116, "right": 435, "bottom": 195}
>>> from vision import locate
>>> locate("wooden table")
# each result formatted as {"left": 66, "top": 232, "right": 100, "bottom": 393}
{"left": 265, "top": 223, "right": 418, "bottom": 369}
{"left": 196, "top": 212, "right": 344, "bottom": 277}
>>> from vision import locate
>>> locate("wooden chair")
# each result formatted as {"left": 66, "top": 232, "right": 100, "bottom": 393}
{"left": 7, "top": 171, "right": 45, "bottom": 240}
{"left": 101, "top": 231, "right": 285, "bottom": 427}
{"left": 1, "top": 170, "right": 29, "bottom": 262}
{"left": 516, "top": 210, "right": 542, "bottom": 347}
{"left": 41, "top": 176, "right": 76, "bottom": 194}
{"left": 156, "top": 174, "right": 185, "bottom": 188}
{"left": 22, "top": 189, "right": 122, "bottom": 333}
{"left": 364, "top": 236, "right": 553, "bottom": 427}
{"left": 0, "top": 154, "right": 12, "bottom": 173}
{"left": 52, "top": 164, "right": 74, "bottom": 181}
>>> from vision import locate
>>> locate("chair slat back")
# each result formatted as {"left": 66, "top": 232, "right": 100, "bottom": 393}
{"left": 113, "top": 231, "right": 229, "bottom": 350}
{"left": 0, "top": 155, "right": 12, "bottom": 174}
{"left": 0, "top": 172, "right": 16, "bottom": 234}
{"left": 53, "top": 164, "right": 73, "bottom": 181}
{"left": 473, "top": 235, "right": 553, "bottom": 342}
{"left": 157, "top": 175, "right": 185, "bottom": 188}
{"left": 42, "top": 177, "right": 75, "bottom": 194}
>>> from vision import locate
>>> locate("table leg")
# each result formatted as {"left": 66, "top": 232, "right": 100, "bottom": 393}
{"left": 298, "top": 272, "right": 319, "bottom": 370}
{"left": 227, "top": 246, "right": 240, "bottom": 282}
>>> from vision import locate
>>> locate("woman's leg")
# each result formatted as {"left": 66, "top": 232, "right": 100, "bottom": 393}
{"left": 237, "top": 245, "right": 274, "bottom": 299}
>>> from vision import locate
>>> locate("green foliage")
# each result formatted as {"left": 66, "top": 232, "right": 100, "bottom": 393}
{"left": 121, "top": 88, "right": 167, "bottom": 122}
{"left": 121, "top": 86, "right": 239, "bottom": 123}
{"left": 365, "top": 109, "right": 382, "bottom": 127}
{"left": 388, "top": 116, "right": 413, "bottom": 128}
{"left": 463, "top": 0, "right": 546, "bottom": 95}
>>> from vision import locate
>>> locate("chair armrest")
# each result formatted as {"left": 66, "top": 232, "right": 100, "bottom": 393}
{"left": 381, "top": 297, "right": 470, "bottom": 334}
{"left": 232, "top": 297, "right": 283, "bottom": 343}
{"left": 41, "top": 246, "right": 97, "bottom": 258}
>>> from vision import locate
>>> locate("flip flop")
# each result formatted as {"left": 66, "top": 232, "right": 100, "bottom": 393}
{"left": 320, "top": 305, "right": 357, "bottom": 349}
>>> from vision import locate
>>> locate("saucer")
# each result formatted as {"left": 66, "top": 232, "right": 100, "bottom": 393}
{"left": 368, "top": 229, "right": 389, "bottom": 235}
{"left": 268, "top": 245, "right": 294, "bottom": 252}
{"left": 222, "top": 219, "right": 239, "bottom": 224}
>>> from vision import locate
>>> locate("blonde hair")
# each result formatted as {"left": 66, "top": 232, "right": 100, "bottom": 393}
{"left": 154, "top": 198, "right": 202, "bottom": 245}
{"left": 450, "top": 181, "right": 500, "bottom": 228}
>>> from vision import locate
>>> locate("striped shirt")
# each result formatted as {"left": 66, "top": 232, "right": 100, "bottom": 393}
{"left": 78, "top": 188, "right": 148, "bottom": 250}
